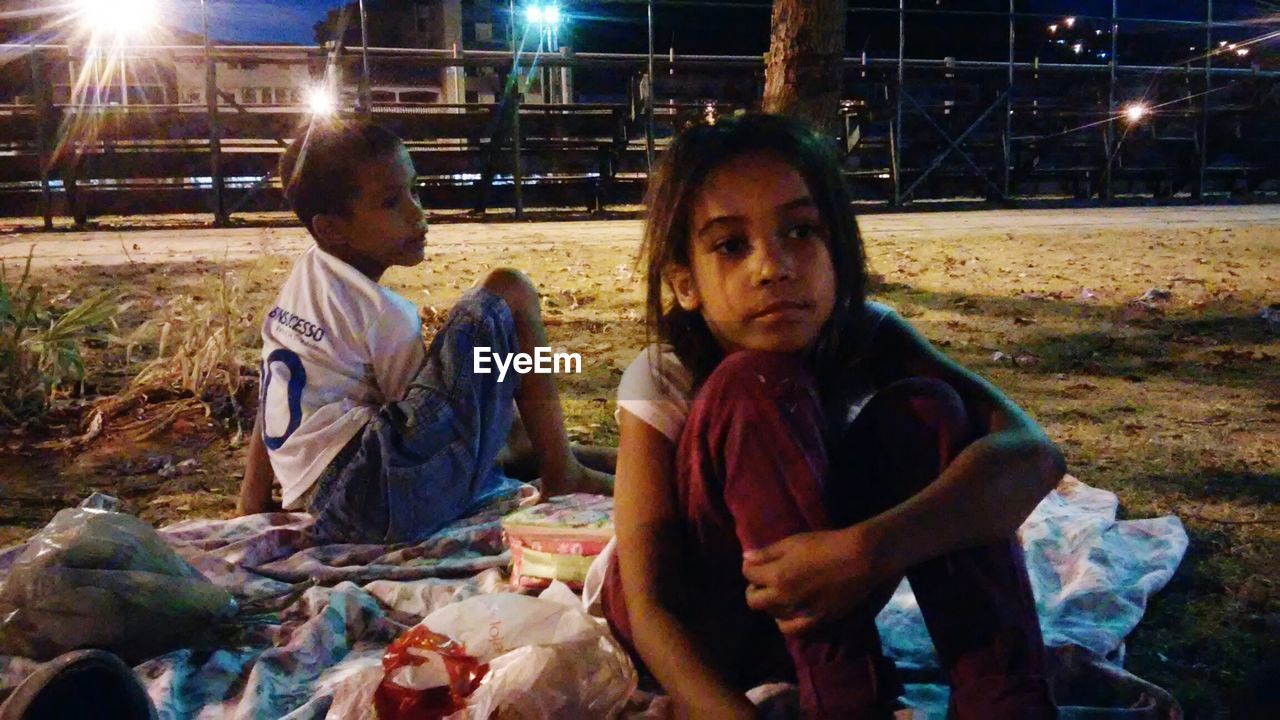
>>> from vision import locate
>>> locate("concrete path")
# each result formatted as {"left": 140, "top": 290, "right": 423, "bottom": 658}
{"left": 2, "top": 205, "right": 1276, "bottom": 270}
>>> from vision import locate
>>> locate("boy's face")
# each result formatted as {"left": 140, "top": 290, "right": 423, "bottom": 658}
{"left": 315, "top": 145, "right": 427, "bottom": 280}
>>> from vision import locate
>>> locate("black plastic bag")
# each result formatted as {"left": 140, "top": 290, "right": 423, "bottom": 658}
{"left": 0, "top": 499, "right": 237, "bottom": 665}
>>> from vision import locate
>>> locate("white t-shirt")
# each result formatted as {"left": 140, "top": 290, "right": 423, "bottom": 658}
{"left": 260, "top": 245, "right": 425, "bottom": 510}
{"left": 615, "top": 301, "right": 895, "bottom": 443}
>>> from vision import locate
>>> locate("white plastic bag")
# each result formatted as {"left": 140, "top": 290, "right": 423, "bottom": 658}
{"left": 334, "top": 582, "right": 636, "bottom": 719}
{"left": 459, "top": 583, "right": 636, "bottom": 719}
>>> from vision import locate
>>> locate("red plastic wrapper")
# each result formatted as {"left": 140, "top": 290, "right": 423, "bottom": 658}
{"left": 374, "top": 625, "right": 489, "bottom": 720}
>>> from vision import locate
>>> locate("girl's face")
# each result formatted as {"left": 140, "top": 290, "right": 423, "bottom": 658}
{"left": 668, "top": 150, "right": 837, "bottom": 354}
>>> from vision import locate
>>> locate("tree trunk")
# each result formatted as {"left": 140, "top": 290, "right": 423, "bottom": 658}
{"left": 762, "top": 0, "right": 846, "bottom": 136}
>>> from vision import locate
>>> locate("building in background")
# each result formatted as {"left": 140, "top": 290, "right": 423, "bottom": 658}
{"left": 321, "top": 0, "right": 567, "bottom": 105}
{"left": 173, "top": 40, "right": 314, "bottom": 109}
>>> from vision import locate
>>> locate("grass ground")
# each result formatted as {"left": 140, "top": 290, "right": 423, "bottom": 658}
{"left": 0, "top": 212, "right": 1276, "bottom": 717}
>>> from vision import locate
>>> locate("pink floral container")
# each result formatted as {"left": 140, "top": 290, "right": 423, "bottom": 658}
{"left": 501, "top": 494, "right": 614, "bottom": 591}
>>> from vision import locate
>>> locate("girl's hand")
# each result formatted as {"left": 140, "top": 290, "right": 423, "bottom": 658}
{"left": 741, "top": 526, "right": 884, "bottom": 635}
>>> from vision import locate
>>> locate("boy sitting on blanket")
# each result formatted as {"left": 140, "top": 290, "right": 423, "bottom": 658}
{"left": 237, "top": 119, "right": 613, "bottom": 543}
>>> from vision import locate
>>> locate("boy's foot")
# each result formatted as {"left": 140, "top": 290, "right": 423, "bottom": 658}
{"left": 542, "top": 463, "right": 614, "bottom": 497}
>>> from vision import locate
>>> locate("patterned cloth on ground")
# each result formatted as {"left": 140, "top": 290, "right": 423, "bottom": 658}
{"left": 0, "top": 475, "right": 1186, "bottom": 718}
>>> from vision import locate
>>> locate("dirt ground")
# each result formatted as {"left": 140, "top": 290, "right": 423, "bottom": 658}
{"left": 0, "top": 206, "right": 1277, "bottom": 717}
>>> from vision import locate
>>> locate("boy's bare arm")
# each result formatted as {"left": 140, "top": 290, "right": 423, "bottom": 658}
{"left": 237, "top": 411, "right": 278, "bottom": 515}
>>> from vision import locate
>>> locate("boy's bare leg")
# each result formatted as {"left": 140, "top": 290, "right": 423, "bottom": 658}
{"left": 481, "top": 268, "right": 614, "bottom": 496}
{"left": 571, "top": 444, "right": 618, "bottom": 475}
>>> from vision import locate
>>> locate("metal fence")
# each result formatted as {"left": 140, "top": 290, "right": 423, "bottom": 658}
{"left": 0, "top": 0, "right": 1275, "bottom": 227}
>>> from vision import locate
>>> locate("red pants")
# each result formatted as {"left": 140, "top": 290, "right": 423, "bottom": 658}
{"left": 603, "top": 350, "right": 1054, "bottom": 719}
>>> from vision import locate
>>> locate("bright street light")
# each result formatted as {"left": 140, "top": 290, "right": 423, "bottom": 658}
{"left": 524, "top": 4, "right": 561, "bottom": 27}
{"left": 1123, "top": 103, "right": 1149, "bottom": 123}
{"left": 1064, "top": 17, "right": 1076, "bottom": 28}
{"left": 77, "top": 0, "right": 159, "bottom": 41}
{"left": 306, "top": 86, "right": 337, "bottom": 116}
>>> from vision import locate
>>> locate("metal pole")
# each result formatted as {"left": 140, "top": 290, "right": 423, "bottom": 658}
{"left": 1103, "top": 0, "right": 1116, "bottom": 202}
{"left": 892, "top": 0, "right": 904, "bottom": 206}
{"left": 541, "top": 25, "right": 550, "bottom": 103}
{"left": 358, "top": 0, "right": 371, "bottom": 114}
{"left": 560, "top": 45, "right": 571, "bottom": 104}
{"left": 202, "top": 0, "right": 227, "bottom": 225}
{"left": 645, "top": 0, "right": 655, "bottom": 172}
{"left": 1003, "top": 0, "right": 1013, "bottom": 201}
{"left": 1199, "top": 0, "right": 1212, "bottom": 200}
{"left": 29, "top": 43, "right": 52, "bottom": 230}
{"left": 510, "top": 0, "right": 523, "bottom": 217}
{"left": 94, "top": 48, "right": 102, "bottom": 108}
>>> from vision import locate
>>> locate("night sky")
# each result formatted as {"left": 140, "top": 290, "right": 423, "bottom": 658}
{"left": 171, "top": 0, "right": 1268, "bottom": 52}
{"left": 171, "top": 0, "right": 340, "bottom": 44}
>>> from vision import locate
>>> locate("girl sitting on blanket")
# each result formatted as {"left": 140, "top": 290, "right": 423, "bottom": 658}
{"left": 601, "top": 114, "right": 1064, "bottom": 719}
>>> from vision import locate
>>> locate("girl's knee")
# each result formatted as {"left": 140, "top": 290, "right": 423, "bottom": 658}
{"left": 701, "top": 350, "right": 814, "bottom": 398}
{"left": 840, "top": 378, "right": 974, "bottom": 506}
{"left": 686, "top": 351, "right": 827, "bottom": 475}
{"left": 870, "top": 377, "right": 970, "bottom": 442}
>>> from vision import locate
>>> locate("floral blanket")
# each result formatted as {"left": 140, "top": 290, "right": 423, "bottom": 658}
{"left": 0, "top": 476, "right": 1187, "bottom": 718}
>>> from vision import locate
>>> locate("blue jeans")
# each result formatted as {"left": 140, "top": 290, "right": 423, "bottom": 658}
{"left": 308, "top": 288, "right": 523, "bottom": 544}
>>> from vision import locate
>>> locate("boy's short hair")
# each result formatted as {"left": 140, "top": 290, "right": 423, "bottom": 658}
{"left": 278, "top": 119, "right": 404, "bottom": 234}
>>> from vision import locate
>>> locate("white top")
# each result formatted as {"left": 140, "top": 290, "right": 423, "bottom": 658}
{"left": 260, "top": 245, "right": 425, "bottom": 510}
{"left": 615, "top": 301, "right": 896, "bottom": 443}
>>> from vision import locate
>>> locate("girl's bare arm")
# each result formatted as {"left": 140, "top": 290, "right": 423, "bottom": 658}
{"left": 860, "top": 312, "right": 1065, "bottom": 570}
{"left": 614, "top": 410, "right": 757, "bottom": 719}
{"left": 743, "top": 312, "right": 1065, "bottom": 632}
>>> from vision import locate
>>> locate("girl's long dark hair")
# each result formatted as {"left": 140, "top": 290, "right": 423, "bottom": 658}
{"left": 640, "top": 113, "right": 870, "bottom": 415}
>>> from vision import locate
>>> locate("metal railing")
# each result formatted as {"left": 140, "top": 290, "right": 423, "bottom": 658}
{"left": 0, "top": 0, "right": 1275, "bottom": 225}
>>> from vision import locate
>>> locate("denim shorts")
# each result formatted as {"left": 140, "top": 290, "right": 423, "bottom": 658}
{"left": 308, "top": 287, "right": 523, "bottom": 544}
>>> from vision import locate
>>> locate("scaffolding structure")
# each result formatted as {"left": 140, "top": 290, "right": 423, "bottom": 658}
{"left": 0, "top": 1, "right": 1275, "bottom": 226}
